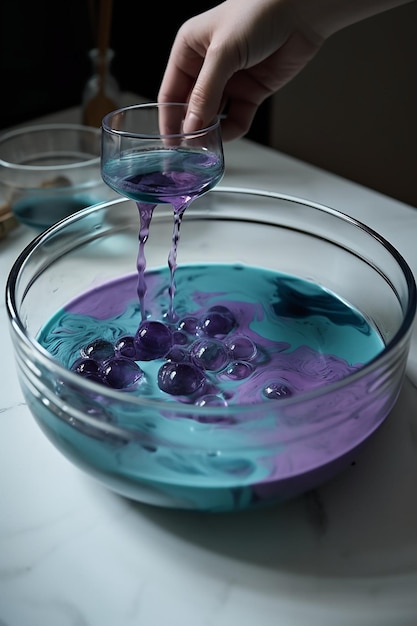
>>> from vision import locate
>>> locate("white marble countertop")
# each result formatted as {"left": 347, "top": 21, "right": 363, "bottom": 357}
{"left": 1, "top": 105, "right": 417, "bottom": 626}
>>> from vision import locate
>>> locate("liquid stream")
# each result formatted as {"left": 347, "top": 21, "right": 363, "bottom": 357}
{"left": 102, "top": 148, "right": 224, "bottom": 320}
{"left": 33, "top": 153, "right": 388, "bottom": 507}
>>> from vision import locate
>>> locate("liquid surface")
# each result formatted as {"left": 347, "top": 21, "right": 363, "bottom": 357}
{"left": 101, "top": 148, "right": 224, "bottom": 206}
{"left": 38, "top": 264, "right": 384, "bottom": 406}
{"left": 12, "top": 195, "right": 96, "bottom": 228}
{"left": 35, "top": 264, "right": 388, "bottom": 509}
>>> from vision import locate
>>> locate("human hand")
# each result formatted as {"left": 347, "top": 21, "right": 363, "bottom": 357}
{"left": 158, "top": 0, "right": 414, "bottom": 141}
{"left": 158, "top": 0, "right": 321, "bottom": 141}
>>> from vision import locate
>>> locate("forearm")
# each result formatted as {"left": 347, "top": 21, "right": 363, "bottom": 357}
{"left": 292, "top": 0, "right": 415, "bottom": 42}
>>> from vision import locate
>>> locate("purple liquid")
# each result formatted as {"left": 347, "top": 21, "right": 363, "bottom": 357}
{"left": 40, "top": 265, "right": 384, "bottom": 403}
{"left": 102, "top": 149, "right": 224, "bottom": 206}
{"left": 102, "top": 148, "right": 224, "bottom": 321}
{"left": 36, "top": 265, "right": 387, "bottom": 510}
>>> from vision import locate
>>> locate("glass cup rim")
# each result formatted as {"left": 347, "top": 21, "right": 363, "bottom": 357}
{"left": 6, "top": 186, "right": 417, "bottom": 419}
{"left": 0, "top": 123, "right": 101, "bottom": 171}
{"left": 102, "top": 102, "right": 221, "bottom": 139}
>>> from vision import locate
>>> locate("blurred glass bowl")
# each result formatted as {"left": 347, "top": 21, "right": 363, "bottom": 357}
{"left": 0, "top": 123, "right": 115, "bottom": 229}
{"left": 6, "top": 188, "right": 416, "bottom": 511}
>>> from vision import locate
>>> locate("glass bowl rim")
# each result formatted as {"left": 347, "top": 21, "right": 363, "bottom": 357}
{"left": 5, "top": 185, "right": 417, "bottom": 417}
{"left": 0, "top": 123, "right": 101, "bottom": 172}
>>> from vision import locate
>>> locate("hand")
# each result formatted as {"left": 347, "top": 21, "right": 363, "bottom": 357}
{"left": 158, "top": 0, "right": 414, "bottom": 141}
{"left": 158, "top": 0, "right": 321, "bottom": 140}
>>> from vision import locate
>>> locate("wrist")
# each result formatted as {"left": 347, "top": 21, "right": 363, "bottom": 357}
{"left": 291, "top": 0, "right": 414, "bottom": 40}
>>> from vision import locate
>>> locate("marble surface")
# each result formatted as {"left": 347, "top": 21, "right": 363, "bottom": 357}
{"left": 1, "top": 106, "right": 417, "bottom": 626}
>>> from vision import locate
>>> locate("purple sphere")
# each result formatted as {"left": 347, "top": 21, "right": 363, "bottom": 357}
{"left": 199, "top": 305, "right": 236, "bottom": 337}
{"left": 81, "top": 338, "right": 114, "bottom": 362}
{"left": 101, "top": 357, "right": 143, "bottom": 389}
{"left": 190, "top": 338, "right": 229, "bottom": 371}
{"left": 134, "top": 320, "right": 173, "bottom": 360}
{"left": 158, "top": 361, "right": 206, "bottom": 396}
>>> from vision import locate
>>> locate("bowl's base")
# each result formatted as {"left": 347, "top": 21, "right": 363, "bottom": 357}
{"left": 29, "top": 396, "right": 381, "bottom": 513}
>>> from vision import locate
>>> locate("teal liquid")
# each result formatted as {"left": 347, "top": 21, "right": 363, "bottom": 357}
{"left": 101, "top": 149, "right": 224, "bottom": 205}
{"left": 13, "top": 195, "right": 97, "bottom": 228}
{"left": 39, "top": 264, "right": 384, "bottom": 404}
{"left": 35, "top": 263, "right": 386, "bottom": 510}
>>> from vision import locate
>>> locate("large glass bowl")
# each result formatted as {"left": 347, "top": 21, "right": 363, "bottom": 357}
{"left": 6, "top": 187, "right": 416, "bottom": 512}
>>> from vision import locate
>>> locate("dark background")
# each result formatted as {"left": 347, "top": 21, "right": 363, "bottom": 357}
{"left": 0, "top": 0, "right": 270, "bottom": 143}
{"left": 1, "top": 1, "right": 416, "bottom": 206}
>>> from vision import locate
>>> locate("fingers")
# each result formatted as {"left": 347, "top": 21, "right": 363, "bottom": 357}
{"left": 159, "top": 10, "right": 241, "bottom": 134}
{"left": 158, "top": 29, "right": 203, "bottom": 106}
{"left": 157, "top": 0, "right": 321, "bottom": 141}
{"left": 182, "top": 49, "right": 238, "bottom": 133}
{"left": 219, "top": 29, "right": 321, "bottom": 140}
{"left": 157, "top": 103, "right": 187, "bottom": 145}
{"left": 212, "top": 69, "right": 274, "bottom": 141}
{"left": 159, "top": 39, "right": 269, "bottom": 140}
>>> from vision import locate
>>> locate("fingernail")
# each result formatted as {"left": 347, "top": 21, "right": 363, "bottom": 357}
{"left": 184, "top": 112, "right": 203, "bottom": 134}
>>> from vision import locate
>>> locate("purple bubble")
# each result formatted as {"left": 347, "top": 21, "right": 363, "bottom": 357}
{"left": 158, "top": 361, "right": 206, "bottom": 396}
{"left": 199, "top": 305, "right": 236, "bottom": 337}
{"left": 134, "top": 320, "right": 173, "bottom": 360}
{"left": 81, "top": 338, "right": 114, "bottom": 361}
{"left": 190, "top": 338, "right": 229, "bottom": 371}
{"left": 101, "top": 357, "right": 143, "bottom": 389}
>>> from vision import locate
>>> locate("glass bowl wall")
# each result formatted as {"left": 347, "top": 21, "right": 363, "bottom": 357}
{"left": 6, "top": 188, "right": 416, "bottom": 511}
{"left": 0, "top": 123, "right": 116, "bottom": 228}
